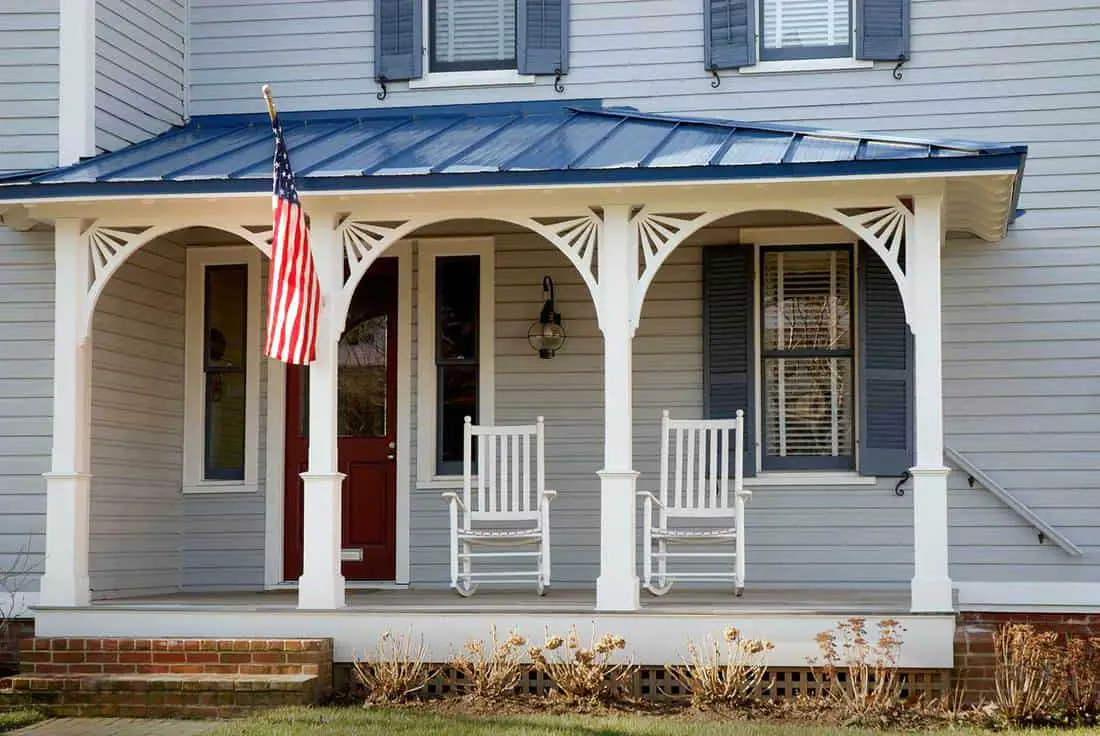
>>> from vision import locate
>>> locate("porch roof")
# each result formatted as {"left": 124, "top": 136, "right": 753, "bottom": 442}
{"left": 0, "top": 99, "right": 1027, "bottom": 238}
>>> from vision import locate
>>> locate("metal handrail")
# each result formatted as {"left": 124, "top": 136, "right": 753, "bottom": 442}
{"left": 945, "top": 446, "right": 1082, "bottom": 557}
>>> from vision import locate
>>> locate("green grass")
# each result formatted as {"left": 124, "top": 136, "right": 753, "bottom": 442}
{"left": 206, "top": 706, "right": 1098, "bottom": 736}
{"left": 0, "top": 709, "right": 45, "bottom": 733}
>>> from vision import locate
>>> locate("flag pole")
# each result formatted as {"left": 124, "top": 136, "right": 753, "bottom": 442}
{"left": 262, "top": 84, "right": 277, "bottom": 123}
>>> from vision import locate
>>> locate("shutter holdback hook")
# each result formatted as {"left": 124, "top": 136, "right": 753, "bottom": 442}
{"left": 892, "top": 55, "right": 906, "bottom": 80}
{"left": 708, "top": 64, "right": 721, "bottom": 88}
{"left": 376, "top": 76, "right": 389, "bottom": 102}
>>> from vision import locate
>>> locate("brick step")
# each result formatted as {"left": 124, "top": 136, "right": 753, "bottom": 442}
{"left": 3, "top": 672, "right": 317, "bottom": 718}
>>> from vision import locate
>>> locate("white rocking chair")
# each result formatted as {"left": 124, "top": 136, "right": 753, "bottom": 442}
{"left": 443, "top": 416, "right": 556, "bottom": 597}
{"left": 638, "top": 410, "right": 750, "bottom": 596}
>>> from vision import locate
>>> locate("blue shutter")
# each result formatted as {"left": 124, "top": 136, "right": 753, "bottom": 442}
{"left": 856, "top": 0, "right": 910, "bottom": 61}
{"left": 705, "top": 0, "right": 756, "bottom": 71}
{"left": 858, "top": 243, "right": 912, "bottom": 476}
{"left": 703, "top": 245, "right": 756, "bottom": 477}
{"left": 518, "top": 0, "right": 569, "bottom": 75}
{"left": 375, "top": 0, "right": 423, "bottom": 82}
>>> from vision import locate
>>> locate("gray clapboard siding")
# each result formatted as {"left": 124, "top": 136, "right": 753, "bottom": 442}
{"left": 0, "top": 228, "right": 53, "bottom": 591}
{"left": 96, "top": 0, "right": 185, "bottom": 152}
{"left": 89, "top": 237, "right": 185, "bottom": 599}
{"left": 0, "top": 2, "right": 58, "bottom": 172}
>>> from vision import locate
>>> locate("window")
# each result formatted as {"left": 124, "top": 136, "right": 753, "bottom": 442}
{"left": 760, "top": 246, "right": 854, "bottom": 470}
{"left": 760, "top": 0, "right": 851, "bottom": 61}
{"left": 430, "top": 0, "right": 517, "bottom": 72}
{"left": 183, "top": 246, "right": 261, "bottom": 494}
{"left": 435, "top": 256, "right": 480, "bottom": 474}
{"left": 416, "top": 239, "right": 495, "bottom": 487}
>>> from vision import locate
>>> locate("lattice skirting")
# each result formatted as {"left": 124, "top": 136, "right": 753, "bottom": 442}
{"left": 406, "top": 665, "right": 950, "bottom": 701}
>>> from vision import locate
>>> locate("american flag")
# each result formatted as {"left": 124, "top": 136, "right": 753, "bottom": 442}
{"left": 264, "top": 113, "right": 320, "bottom": 365}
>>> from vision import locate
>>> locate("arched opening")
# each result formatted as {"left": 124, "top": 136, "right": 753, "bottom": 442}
{"left": 87, "top": 226, "right": 269, "bottom": 599}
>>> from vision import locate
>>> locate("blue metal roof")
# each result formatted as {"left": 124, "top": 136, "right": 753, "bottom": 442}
{"left": 0, "top": 100, "right": 1027, "bottom": 201}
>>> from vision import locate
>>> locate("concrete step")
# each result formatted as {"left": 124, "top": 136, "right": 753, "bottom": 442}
{"left": 2, "top": 672, "right": 317, "bottom": 718}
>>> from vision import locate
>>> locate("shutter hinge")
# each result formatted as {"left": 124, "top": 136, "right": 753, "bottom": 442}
{"left": 892, "top": 55, "right": 906, "bottom": 81}
{"left": 553, "top": 68, "right": 565, "bottom": 94}
{"left": 894, "top": 470, "right": 911, "bottom": 497}
{"left": 376, "top": 76, "right": 389, "bottom": 102}
{"left": 708, "top": 64, "right": 721, "bottom": 88}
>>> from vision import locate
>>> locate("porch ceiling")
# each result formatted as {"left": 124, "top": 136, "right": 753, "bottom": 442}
{"left": 0, "top": 99, "right": 1027, "bottom": 240}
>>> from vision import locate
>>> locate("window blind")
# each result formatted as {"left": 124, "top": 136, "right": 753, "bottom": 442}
{"left": 762, "top": 249, "right": 853, "bottom": 462}
{"left": 762, "top": 0, "right": 850, "bottom": 53}
{"left": 433, "top": 0, "right": 516, "bottom": 70}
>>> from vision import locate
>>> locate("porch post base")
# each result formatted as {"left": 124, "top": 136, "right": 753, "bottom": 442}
{"left": 911, "top": 577, "right": 954, "bottom": 613}
{"left": 38, "top": 472, "right": 92, "bottom": 607}
{"left": 595, "top": 469, "right": 640, "bottom": 612}
{"left": 910, "top": 466, "right": 952, "bottom": 613}
{"left": 297, "top": 471, "right": 347, "bottom": 610}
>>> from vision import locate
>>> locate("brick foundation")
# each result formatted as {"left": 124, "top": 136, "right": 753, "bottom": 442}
{"left": 954, "top": 611, "right": 1100, "bottom": 702}
{"left": 0, "top": 620, "right": 34, "bottom": 672}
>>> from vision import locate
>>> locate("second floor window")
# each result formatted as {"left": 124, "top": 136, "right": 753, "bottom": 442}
{"left": 761, "top": 0, "right": 852, "bottom": 61}
{"left": 431, "top": 0, "right": 517, "bottom": 72}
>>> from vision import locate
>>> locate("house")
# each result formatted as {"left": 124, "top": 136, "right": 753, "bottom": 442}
{"left": 0, "top": 0, "right": 1096, "bottom": 703}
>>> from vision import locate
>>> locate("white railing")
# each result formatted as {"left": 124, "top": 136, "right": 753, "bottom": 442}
{"left": 945, "top": 446, "right": 1082, "bottom": 557}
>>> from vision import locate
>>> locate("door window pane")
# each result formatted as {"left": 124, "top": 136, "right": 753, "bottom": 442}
{"left": 203, "top": 265, "right": 247, "bottom": 480}
{"left": 338, "top": 315, "right": 389, "bottom": 437}
{"left": 432, "top": 0, "right": 517, "bottom": 72}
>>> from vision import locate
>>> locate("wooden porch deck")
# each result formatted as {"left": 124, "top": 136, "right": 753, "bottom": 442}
{"left": 86, "top": 586, "right": 913, "bottom": 615}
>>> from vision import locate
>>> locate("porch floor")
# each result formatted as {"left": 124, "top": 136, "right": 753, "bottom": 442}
{"left": 85, "top": 587, "right": 913, "bottom": 615}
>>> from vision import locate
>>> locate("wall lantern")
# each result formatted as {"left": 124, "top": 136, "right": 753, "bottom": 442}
{"left": 527, "top": 276, "right": 566, "bottom": 359}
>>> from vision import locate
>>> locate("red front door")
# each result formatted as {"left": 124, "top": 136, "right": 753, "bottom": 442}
{"left": 284, "top": 258, "right": 398, "bottom": 581}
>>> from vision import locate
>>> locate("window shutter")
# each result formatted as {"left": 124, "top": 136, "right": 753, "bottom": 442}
{"left": 858, "top": 243, "right": 912, "bottom": 476}
{"left": 856, "top": 0, "right": 910, "bottom": 61}
{"left": 703, "top": 245, "right": 756, "bottom": 477}
{"left": 705, "top": 0, "right": 756, "bottom": 71}
{"left": 375, "top": 0, "right": 423, "bottom": 82}
{"left": 518, "top": 0, "right": 569, "bottom": 75}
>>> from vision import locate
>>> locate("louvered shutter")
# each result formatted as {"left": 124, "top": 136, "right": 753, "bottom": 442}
{"left": 858, "top": 243, "right": 912, "bottom": 476}
{"left": 375, "top": 0, "right": 423, "bottom": 82}
{"left": 856, "top": 0, "right": 910, "bottom": 61}
{"left": 705, "top": 0, "right": 756, "bottom": 70}
{"left": 704, "top": 245, "right": 756, "bottom": 477}
{"left": 518, "top": 0, "right": 569, "bottom": 75}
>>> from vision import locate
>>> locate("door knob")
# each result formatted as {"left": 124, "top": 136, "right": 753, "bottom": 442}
{"left": 387, "top": 440, "right": 396, "bottom": 460}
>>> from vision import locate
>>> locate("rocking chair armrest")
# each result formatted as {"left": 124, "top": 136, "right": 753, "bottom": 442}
{"left": 735, "top": 488, "right": 753, "bottom": 501}
{"left": 441, "top": 491, "right": 466, "bottom": 510}
{"left": 539, "top": 490, "right": 558, "bottom": 508}
{"left": 636, "top": 491, "right": 664, "bottom": 507}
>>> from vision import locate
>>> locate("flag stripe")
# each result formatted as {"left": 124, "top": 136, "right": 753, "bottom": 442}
{"left": 265, "top": 115, "right": 320, "bottom": 365}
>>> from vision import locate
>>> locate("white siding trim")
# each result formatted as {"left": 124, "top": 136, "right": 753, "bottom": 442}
{"left": 59, "top": 0, "right": 96, "bottom": 164}
{"left": 182, "top": 0, "right": 192, "bottom": 121}
{"left": 409, "top": 70, "right": 536, "bottom": 89}
{"left": 182, "top": 246, "right": 261, "bottom": 495}
{"left": 957, "top": 583, "right": 1100, "bottom": 612}
{"left": 416, "top": 238, "right": 496, "bottom": 490}
{"left": 263, "top": 360, "right": 286, "bottom": 587}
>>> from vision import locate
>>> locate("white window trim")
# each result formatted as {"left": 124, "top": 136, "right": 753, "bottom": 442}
{"left": 416, "top": 238, "right": 495, "bottom": 490}
{"left": 740, "top": 58, "right": 873, "bottom": 74}
{"left": 182, "top": 246, "right": 261, "bottom": 495}
{"left": 409, "top": 70, "right": 535, "bottom": 89}
{"left": 412, "top": 1, "right": 533, "bottom": 90}
{"left": 747, "top": 226, "right": 863, "bottom": 482}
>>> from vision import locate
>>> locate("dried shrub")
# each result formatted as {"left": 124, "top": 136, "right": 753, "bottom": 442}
{"left": 668, "top": 626, "right": 774, "bottom": 709}
{"left": 808, "top": 617, "right": 905, "bottom": 720}
{"left": 352, "top": 628, "right": 440, "bottom": 704}
{"left": 449, "top": 625, "right": 528, "bottom": 701}
{"left": 527, "top": 624, "right": 636, "bottom": 703}
{"left": 1058, "top": 633, "right": 1100, "bottom": 722}
{"left": 990, "top": 623, "right": 1062, "bottom": 724}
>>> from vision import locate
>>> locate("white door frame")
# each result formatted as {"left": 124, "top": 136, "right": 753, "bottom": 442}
{"left": 263, "top": 242, "right": 413, "bottom": 588}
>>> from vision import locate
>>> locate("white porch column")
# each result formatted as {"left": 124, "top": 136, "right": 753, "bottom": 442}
{"left": 909, "top": 191, "right": 954, "bottom": 613}
{"left": 596, "top": 204, "right": 640, "bottom": 612}
{"left": 297, "top": 212, "right": 346, "bottom": 610}
{"left": 39, "top": 218, "right": 92, "bottom": 607}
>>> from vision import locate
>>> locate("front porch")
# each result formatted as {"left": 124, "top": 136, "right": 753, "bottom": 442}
{"left": 0, "top": 101, "right": 1027, "bottom": 627}
{"left": 31, "top": 587, "right": 956, "bottom": 668}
